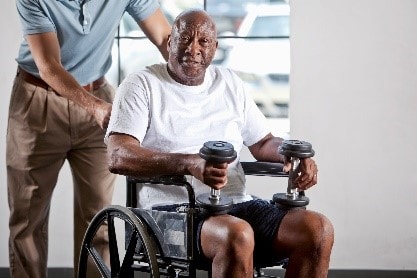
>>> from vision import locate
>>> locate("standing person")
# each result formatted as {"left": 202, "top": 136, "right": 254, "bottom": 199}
{"left": 106, "top": 9, "right": 334, "bottom": 278}
{"left": 7, "top": 0, "right": 171, "bottom": 277}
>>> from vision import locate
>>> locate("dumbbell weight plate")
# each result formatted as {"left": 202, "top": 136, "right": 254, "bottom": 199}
{"left": 272, "top": 193, "right": 310, "bottom": 208}
{"left": 199, "top": 141, "right": 237, "bottom": 164}
{"left": 196, "top": 193, "right": 233, "bottom": 215}
{"left": 278, "top": 140, "right": 315, "bottom": 158}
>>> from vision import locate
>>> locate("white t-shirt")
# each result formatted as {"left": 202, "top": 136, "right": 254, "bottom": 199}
{"left": 106, "top": 63, "right": 271, "bottom": 208}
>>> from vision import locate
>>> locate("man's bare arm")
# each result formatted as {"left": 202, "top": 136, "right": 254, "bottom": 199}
{"left": 107, "top": 133, "right": 228, "bottom": 189}
{"left": 26, "top": 32, "right": 112, "bottom": 128}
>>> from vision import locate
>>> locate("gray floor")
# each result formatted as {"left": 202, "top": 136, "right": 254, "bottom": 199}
{"left": 1, "top": 268, "right": 417, "bottom": 278}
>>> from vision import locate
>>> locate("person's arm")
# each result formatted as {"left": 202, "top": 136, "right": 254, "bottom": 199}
{"left": 107, "top": 133, "right": 228, "bottom": 190}
{"left": 137, "top": 8, "right": 171, "bottom": 61}
{"left": 26, "top": 32, "right": 111, "bottom": 129}
{"left": 248, "top": 133, "right": 318, "bottom": 190}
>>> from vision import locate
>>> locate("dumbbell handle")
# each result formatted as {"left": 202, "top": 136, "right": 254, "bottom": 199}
{"left": 210, "top": 188, "right": 221, "bottom": 201}
{"left": 287, "top": 157, "right": 301, "bottom": 197}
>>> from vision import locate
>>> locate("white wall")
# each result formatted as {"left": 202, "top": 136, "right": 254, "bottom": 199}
{"left": 289, "top": 0, "right": 417, "bottom": 270}
{"left": 1, "top": 0, "right": 416, "bottom": 271}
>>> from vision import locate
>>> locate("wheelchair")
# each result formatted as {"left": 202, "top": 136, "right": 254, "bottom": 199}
{"left": 78, "top": 141, "right": 313, "bottom": 278}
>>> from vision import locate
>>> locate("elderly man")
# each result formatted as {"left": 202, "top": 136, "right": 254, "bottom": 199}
{"left": 106, "top": 9, "right": 334, "bottom": 278}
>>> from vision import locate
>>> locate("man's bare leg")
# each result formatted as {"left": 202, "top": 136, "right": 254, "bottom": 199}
{"left": 273, "top": 209, "right": 334, "bottom": 278}
{"left": 200, "top": 215, "right": 255, "bottom": 278}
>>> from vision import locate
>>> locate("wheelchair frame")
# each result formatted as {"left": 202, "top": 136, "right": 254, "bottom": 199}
{"left": 78, "top": 161, "right": 294, "bottom": 278}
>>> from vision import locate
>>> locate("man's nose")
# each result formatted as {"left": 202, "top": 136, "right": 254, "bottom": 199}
{"left": 185, "top": 38, "right": 201, "bottom": 56}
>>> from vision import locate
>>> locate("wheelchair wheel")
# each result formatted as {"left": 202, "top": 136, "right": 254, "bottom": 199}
{"left": 78, "top": 205, "right": 160, "bottom": 278}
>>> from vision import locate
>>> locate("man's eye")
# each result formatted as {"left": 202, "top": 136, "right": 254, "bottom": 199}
{"left": 200, "top": 39, "right": 209, "bottom": 45}
{"left": 179, "top": 36, "right": 189, "bottom": 43}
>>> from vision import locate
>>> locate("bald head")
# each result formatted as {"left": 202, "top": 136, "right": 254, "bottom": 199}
{"left": 167, "top": 9, "right": 218, "bottom": 86}
{"left": 172, "top": 9, "right": 217, "bottom": 37}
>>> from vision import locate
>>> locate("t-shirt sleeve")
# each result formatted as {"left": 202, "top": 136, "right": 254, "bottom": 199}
{"left": 16, "top": 0, "right": 56, "bottom": 35}
{"left": 105, "top": 73, "right": 150, "bottom": 144}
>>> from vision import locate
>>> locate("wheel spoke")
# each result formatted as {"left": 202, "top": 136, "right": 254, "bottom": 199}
{"left": 107, "top": 213, "right": 121, "bottom": 276}
{"left": 88, "top": 246, "right": 111, "bottom": 277}
{"left": 119, "top": 227, "right": 138, "bottom": 276}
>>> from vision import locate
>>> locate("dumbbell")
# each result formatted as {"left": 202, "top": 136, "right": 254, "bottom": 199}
{"left": 196, "top": 141, "right": 236, "bottom": 215}
{"left": 272, "top": 140, "right": 315, "bottom": 209}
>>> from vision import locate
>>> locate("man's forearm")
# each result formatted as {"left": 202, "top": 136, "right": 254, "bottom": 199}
{"left": 107, "top": 137, "right": 195, "bottom": 178}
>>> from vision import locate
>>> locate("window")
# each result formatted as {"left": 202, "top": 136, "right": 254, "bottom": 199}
{"left": 247, "top": 15, "right": 289, "bottom": 37}
{"left": 107, "top": 0, "right": 290, "bottom": 133}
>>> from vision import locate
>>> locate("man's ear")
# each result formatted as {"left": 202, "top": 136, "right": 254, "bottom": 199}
{"left": 167, "top": 34, "right": 171, "bottom": 50}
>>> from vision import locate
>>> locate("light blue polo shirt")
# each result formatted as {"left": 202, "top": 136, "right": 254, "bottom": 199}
{"left": 15, "top": 0, "right": 159, "bottom": 85}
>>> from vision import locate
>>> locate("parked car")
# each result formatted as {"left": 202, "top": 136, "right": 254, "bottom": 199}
{"left": 220, "top": 3, "right": 290, "bottom": 118}
{"left": 206, "top": 0, "right": 289, "bottom": 33}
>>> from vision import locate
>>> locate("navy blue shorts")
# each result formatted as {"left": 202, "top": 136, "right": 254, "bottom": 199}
{"left": 153, "top": 199, "right": 289, "bottom": 266}
{"left": 196, "top": 199, "right": 289, "bottom": 265}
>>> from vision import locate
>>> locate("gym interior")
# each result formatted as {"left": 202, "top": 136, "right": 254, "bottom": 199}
{"left": 0, "top": 0, "right": 416, "bottom": 277}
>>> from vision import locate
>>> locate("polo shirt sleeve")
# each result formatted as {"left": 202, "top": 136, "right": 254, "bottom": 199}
{"left": 126, "top": 0, "right": 160, "bottom": 22}
{"left": 16, "top": 0, "right": 56, "bottom": 35}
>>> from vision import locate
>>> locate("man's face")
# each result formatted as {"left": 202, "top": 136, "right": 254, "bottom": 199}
{"left": 167, "top": 12, "right": 218, "bottom": 86}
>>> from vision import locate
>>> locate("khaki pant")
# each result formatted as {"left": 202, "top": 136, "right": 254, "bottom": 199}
{"left": 7, "top": 73, "right": 116, "bottom": 278}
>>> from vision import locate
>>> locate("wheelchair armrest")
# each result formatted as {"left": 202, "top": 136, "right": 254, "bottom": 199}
{"left": 126, "top": 162, "right": 288, "bottom": 208}
{"left": 126, "top": 175, "right": 188, "bottom": 185}
{"left": 126, "top": 175, "right": 196, "bottom": 208}
{"left": 240, "top": 161, "right": 288, "bottom": 177}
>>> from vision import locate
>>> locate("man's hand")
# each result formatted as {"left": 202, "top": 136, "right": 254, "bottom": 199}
{"left": 188, "top": 157, "right": 228, "bottom": 190}
{"left": 283, "top": 157, "right": 318, "bottom": 190}
{"left": 92, "top": 100, "right": 112, "bottom": 129}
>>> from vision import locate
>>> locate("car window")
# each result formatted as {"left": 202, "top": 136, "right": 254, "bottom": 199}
{"left": 248, "top": 15, "right": 289, "bottom": 37}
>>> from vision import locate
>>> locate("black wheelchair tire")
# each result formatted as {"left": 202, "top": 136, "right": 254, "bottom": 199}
{"left": 77, "top": 205, "right": 160, "bottom": 278}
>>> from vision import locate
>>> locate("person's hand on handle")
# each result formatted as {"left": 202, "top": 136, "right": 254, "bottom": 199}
{"left": 283, "top": 156, "right": 318, "bottom": 191}
{"left": 188, "top": 156, "right": 228, "bottom": 190}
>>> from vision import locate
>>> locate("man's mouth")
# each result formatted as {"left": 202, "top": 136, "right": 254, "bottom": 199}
{"left": 182, "top": 59, "right": 202, "bottom": 66}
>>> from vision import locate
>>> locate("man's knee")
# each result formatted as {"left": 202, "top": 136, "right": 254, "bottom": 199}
{"left": 278, "top": 209, "right": 334, "bottom": 254}
{"left": 225, "top": 221, "right": 255, "bottom": 255}
{"left": 202, "top": 217, "right": 255, "bottom": 259}
{"left": 302, "top": 212, "right": 334, "bottom": 252}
